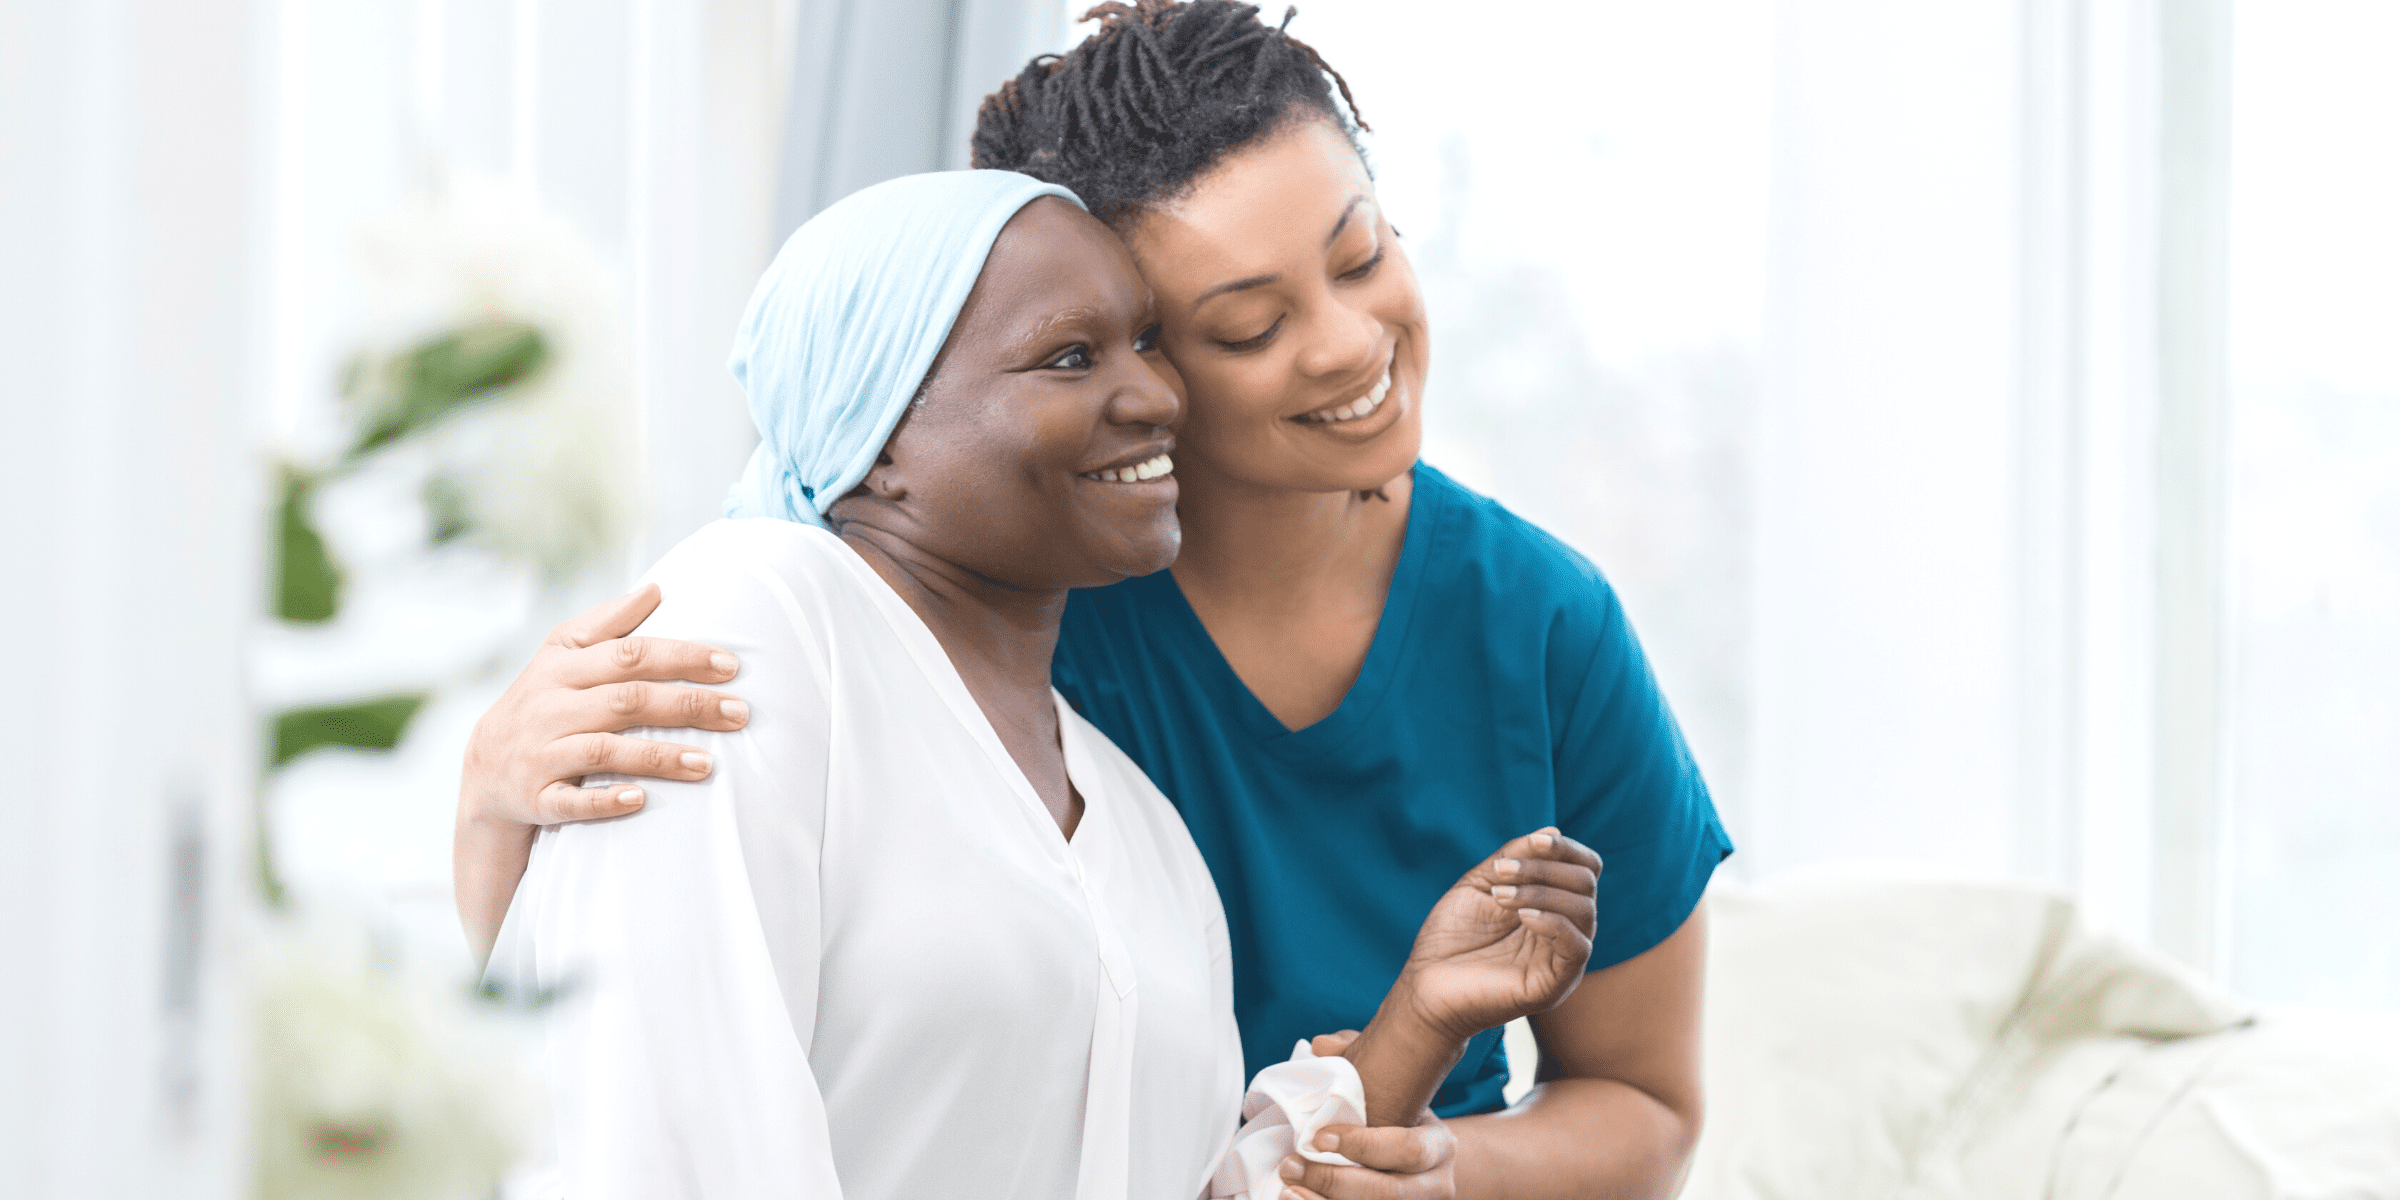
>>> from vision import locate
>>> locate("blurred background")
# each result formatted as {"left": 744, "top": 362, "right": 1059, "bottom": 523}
{"left": 2, "top": 0, "right": 2392, "bottom": 1195}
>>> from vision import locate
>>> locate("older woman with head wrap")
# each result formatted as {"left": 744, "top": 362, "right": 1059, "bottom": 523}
{"left": 483, "top": 171, "right": 1604, "bottom": 1200}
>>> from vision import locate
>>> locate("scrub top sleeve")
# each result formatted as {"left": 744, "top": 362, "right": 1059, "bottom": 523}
{"left": 1546, "top": 583, "right": 1733, "bottom": 973}
{"left": 503, "top": 523, "right": 846, "bottom": 1199}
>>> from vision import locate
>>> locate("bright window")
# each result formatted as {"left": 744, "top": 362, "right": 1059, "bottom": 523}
{"left": 2222, "top": 0, "right": 2400, "bottom": 1008}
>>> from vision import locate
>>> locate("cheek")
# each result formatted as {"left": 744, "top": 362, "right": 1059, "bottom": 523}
{"left": 1168, "top": 346, "right": 1295, "bottom": 441}
{"left": 1374, "top": 261, "right": 1431, "bottom": 342}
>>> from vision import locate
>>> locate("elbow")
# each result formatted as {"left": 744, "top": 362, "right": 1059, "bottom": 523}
{"left": 1651, "top": 1081, "right": 1705, "bottom": 1199}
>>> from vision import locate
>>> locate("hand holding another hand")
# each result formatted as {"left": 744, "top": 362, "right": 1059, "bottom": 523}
{"left": 1297, "top": 830, "right": 1597, "bottom": 1166}
{"left": 1276, "top": 1100, "right": 1457, "bottom": 1200}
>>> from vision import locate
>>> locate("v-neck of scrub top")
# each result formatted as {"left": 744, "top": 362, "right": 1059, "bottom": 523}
{"left": 1155, "top": 463, "right": 1437, "bottom": 758}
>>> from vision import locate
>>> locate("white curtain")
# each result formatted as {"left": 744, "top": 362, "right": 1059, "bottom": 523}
{"left": 773, "top": 0, "right": 1069, "bottom": 235}
{"left": 0, "top": 1, "right": 259, "bottom": 1196}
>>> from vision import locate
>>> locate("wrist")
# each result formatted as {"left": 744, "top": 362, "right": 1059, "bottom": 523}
{"left": 1343, "top": 994, "right": 1469, "bottom": 1128}
{"left": 458, "top": 783, "right": 540, "bottom": 838}
{"left": 1384, "top": 967, "right": 1481, "bottom": 1047}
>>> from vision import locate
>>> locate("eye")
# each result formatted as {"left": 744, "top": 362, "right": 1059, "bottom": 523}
{"left": 1133, "top": 323, "right": 1163, "bottom": 353}
{"left": 1215, "top": 315, "right": 1284, "bottom": 353}
{"left": 1043, "top": 344, "right": 1094, "bottom": 370}
{"left": 1338, "top": 242, "right": 1387, "bottom": 283}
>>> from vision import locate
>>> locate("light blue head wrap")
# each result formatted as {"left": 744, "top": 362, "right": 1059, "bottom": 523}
{"left": 723, "top": 170, "right": 1086, "bottom": 525}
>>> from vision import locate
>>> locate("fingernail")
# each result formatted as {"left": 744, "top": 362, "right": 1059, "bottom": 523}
{"left": 1314, "top": 1130, "right": 1340, "bottom": 1152}
{"left": 1279, "top": 1157, "right": 1303, "bottom": 1181}
{"left": 1493, "top": 884, "right": 1519, "bottom": 902}
{"left": 682, "top": 752, "right": 711, "bottom": 772}
{"left": 616, "top": 787, "right": 644, "bottom": 805}
{"left": 711, "top": 652, "right": 738, "bottom": 674}
{"left": 1532, "top": 832, "right": 1556, "bottom": 850}
{"left": 721, "top": 699, "right": 750, "bottom": 723}
{"left": 1495, "top": 857, "right": 1520, "bottom": 876}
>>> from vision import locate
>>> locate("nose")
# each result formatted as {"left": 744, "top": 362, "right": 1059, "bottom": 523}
{"left": 1104, "top": 350, "right": 1183, "bottom": 430}
{"left": 1293, "top": 293, "right": 1382, "bottom": 381}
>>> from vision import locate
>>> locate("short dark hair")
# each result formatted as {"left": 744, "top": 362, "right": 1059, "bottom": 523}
{"left": 969, "top": 1, "right": 1369, "bottom": 229}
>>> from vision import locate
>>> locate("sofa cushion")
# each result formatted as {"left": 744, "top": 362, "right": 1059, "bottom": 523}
{"left": 1686, "top": 872, "right": 2247, "bottom": 1200}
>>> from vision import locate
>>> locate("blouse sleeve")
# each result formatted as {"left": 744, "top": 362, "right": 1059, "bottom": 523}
{"left": 489, "top": 524, "right": 841, "bottom": 1199}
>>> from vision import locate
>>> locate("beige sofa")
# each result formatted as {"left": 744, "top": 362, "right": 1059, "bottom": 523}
{"left": 1683, "top": 874, "right": 2400, "bottom": 1199}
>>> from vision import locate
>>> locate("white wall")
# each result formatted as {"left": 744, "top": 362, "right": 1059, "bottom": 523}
{"left": 1746, "top": 0, "right": 2218, "bottom": 967}
{"left": 1750, "top": 0, "right": 2031, "bottom": 880}
{"left": 0, "top": 2, "right": 260, "bottom": 1195}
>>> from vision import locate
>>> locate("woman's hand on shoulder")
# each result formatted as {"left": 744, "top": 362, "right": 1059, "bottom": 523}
{"left": 459, "top": 582, "right": 753, "bottom": 830}
{"left": 1393, "top": 829, "right": 1602, "bottom": 1044}
{"left": 1277, "top": 1104, "right": 1457, "bottom": 1200}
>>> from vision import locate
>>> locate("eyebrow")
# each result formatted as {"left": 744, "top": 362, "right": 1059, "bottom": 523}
{"left": 1190, "top": 195, "right": 1373, "bottom": 312}
{"left": 1193, "top": 273, "right": 1278, "bottom": 309}
{"left": 1323, "top": 195, "right": 1368, "bottom": 248}
{"left": 1005, "top": 306, "right": 1106, "bottom": 356}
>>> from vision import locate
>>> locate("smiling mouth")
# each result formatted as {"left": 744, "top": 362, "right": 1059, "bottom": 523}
{"left": 1293, "top": 362, "right": 1393, "bottom": 424}
{"left": 1081, "top": 452, "right": 1174, "bottom": 484}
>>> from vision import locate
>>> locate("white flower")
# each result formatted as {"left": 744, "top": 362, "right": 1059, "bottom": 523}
{"left": 252, "top": 914, "right": 535, "bottom": 1200}
{"left": 348, "top": 175, "right": 639, "bottom": 579}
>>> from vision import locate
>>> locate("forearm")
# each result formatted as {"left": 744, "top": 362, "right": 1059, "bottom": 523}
{"left": 1340, "top": 982, "right": 1470, "bottom": 1128}
{"left": 454, "top": 810, "right": 536, "bottom": 964}
{"left": 1447, "top": 1077, "right": 1698, "bottom": 1200}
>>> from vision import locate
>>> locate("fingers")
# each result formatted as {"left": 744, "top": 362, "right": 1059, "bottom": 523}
{"left": 1282, "top": 1158, "right": 1404, "bottom": 1200}
{"left": 559, "top": 635, "right": 744, "bottom": 690}
{"left": 545, "top": 732, "right": 719, "bottom": 786}
{"left": 1487, "top": 832, "right": 1599, "bottom": 938}
{"left": 1505, "top": 827, "right": 1604, "bottom": 876}
{"left": 585, "top": 678, "right": 752, "bottom": 733}
{"left": 1307, "top": 1030, "right": 1362, "bottom": 1058}
{"left": 1512, "top": 905, "right": 1596, "bottom": 957}
{"left": 547, "top": 583, "right": 666, "bottom": 650}
{"left": 1493, "top": 880, "right": 1599, "bottom": 944}
{"left": 1281, "top": 1154, "right": 1428, "bottom": 1198}
{"left": 1490, "top": 881, "right": 1594, "bottom": 920}
{"left": 1490, "top": 855, "right": 1596, "bottom": 896}
{"left": 530, "top": 781, "right": 649, "bottom": 825}
{"left": 1277, "top": 1111, "right": 1454, "bottom": 1198}
{"left": 1307, "top": 1119, "right": 1455, "bottom": 1174}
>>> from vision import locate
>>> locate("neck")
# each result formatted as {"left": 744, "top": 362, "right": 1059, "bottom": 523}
{"left": 1169, "top": 458, "right": 1414, "bottom": 607}
{"left": 837, "top": 526, "right": 1066, "bottom": 702}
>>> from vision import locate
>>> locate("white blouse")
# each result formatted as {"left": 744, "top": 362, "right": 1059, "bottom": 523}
{"left": 489, "top": 519, "right": 1356, "bottom": 1200}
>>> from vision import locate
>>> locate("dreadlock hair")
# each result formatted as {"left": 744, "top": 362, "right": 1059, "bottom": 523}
{"left": 969, "top": 1, "right": 1370, "bottom": 229}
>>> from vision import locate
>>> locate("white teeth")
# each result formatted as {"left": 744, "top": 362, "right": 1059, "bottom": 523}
{"left": 1302, "top": 369, "right": 1393, "bottom": 423}
{"left": 1085, "top": 453, "right": 1173, "bottom": 483}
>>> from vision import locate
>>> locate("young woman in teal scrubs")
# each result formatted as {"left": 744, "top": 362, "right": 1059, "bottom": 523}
{"left": 454, "top": 5, "right": 1730, "bottom": 1197}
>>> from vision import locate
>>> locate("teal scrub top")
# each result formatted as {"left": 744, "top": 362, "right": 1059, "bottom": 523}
{"left": 1052, "top": 462, "right": 1733, "bottom": 1117}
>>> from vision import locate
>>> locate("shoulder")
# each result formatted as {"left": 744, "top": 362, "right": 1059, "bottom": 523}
{"left": 632, "top": 518, "right": 864, "bottom": 653}
{"left": 646, "top": 517, "right": 854, "bottom": 589}
{"left": 1412, "top": 464, "right": 1627, "bottom": 645}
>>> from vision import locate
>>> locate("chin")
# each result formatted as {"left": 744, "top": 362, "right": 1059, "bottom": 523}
{"left": 1318, "top": 418, "right": 1423, "bottom": 493}
{"left": 1080, "top": 520, "right": 1181, "bottom": 584}
{"left": 1123, "top": 524, "right": 1182, "bottom": 577}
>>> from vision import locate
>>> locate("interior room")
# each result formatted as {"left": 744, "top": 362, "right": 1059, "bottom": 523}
{"left": 3, "top": 0, "right": 2393, "bottom": 1196}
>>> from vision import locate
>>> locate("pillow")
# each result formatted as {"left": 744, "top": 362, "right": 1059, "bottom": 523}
{"left": 1686, "top": 872, "right": 2246, "bottom": 1200}
{"left": 2044, "top": 1009, "right": 2400, "bottom": 1200}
